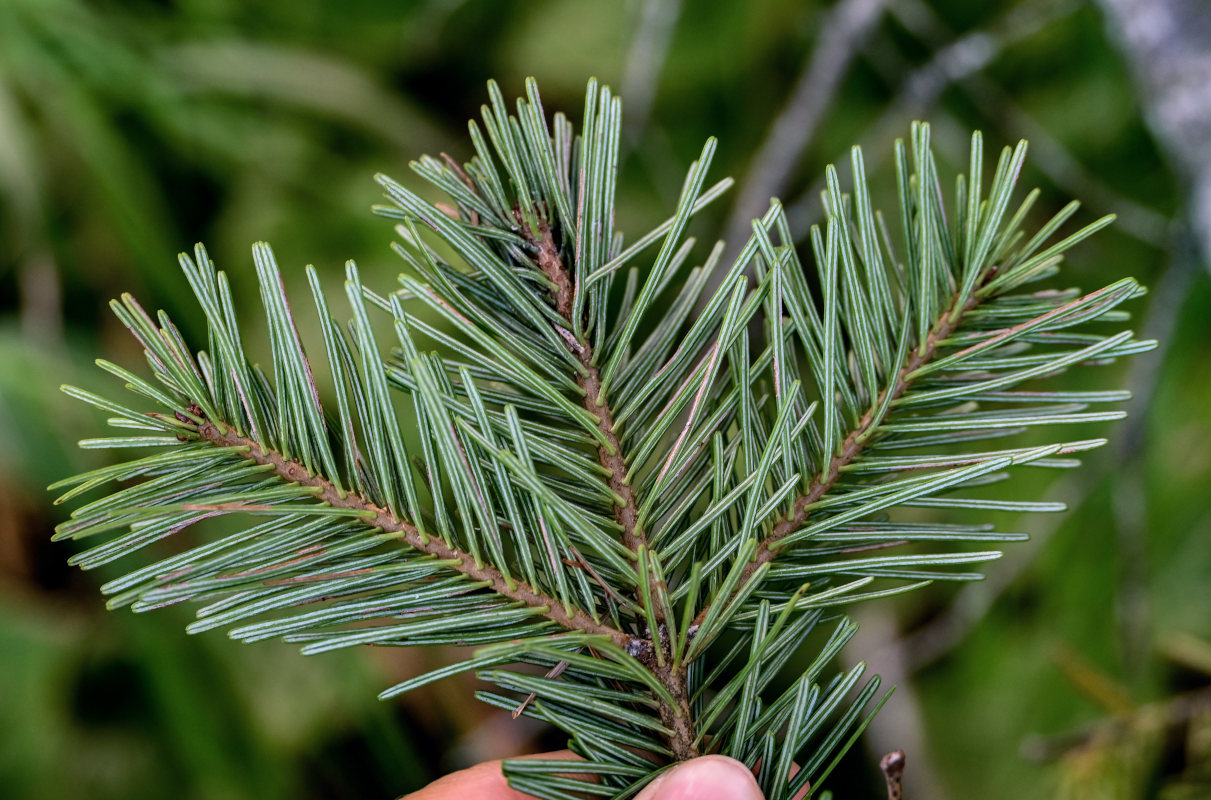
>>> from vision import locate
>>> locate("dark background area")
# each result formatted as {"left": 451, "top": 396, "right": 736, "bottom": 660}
{"left": 1, "top": 0, "right": 1209, "bottom": 798}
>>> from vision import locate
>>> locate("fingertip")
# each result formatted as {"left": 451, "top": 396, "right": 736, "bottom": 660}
{"left": 398, "top": 760, "right": 510, "bottom": 800}
{"left": 399, "top": 751, "right": 580, "bottom": 800}
{"left": 635, "top": 755, "right": 765, "bottom": 800}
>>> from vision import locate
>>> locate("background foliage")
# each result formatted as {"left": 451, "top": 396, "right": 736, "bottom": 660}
{"left": 1, "top": 1, "right": 1208, "bottom": 798}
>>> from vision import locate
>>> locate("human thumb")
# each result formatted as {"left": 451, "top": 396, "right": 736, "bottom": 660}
{"left": 634, "top": 755, "right": 765, "bottom": 800}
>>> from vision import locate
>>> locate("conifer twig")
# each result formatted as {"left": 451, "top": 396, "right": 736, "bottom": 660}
{"left": 54, "top": 79, "right": 1152, "bottom": 798}
{"left": 523, "top": 214, "right": 699, "bottom": 759}
{"left": 694, "top": 290, "right": 981, "bottom": 628}
{"left": 194, "top": 418, "right": 632, "bottom": 648}
{"left": 880, "top": 750, "right": 906, "bottom": 800}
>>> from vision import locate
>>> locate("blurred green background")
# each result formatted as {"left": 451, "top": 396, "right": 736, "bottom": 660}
{"left": 1, "top": 0, "right": 1208, "bottom": 798}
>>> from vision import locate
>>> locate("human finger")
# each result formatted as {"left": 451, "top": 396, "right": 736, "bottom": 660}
{"left": 398, "top": 750, "right": 576, "bottom": 800}
{"left": 634, "top": 755, "right": 765, "bottom": 800}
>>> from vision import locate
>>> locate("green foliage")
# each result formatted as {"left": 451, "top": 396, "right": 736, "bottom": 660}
{"left": 54, "top": 79, "right": 1151, "bottom": 798}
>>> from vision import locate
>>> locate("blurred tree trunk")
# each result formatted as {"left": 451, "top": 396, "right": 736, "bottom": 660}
{"left": 1096, "top": 0, "right": 1211, "bottom": 269}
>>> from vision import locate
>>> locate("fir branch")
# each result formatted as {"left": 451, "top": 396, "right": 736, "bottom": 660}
{"left": 711, "top": 289, "right": 979, "bottom": 619}
{"left": 53, "top": 78, "right": 1153, "bottom": 798}
{"left": 707, "top": 257, "right": 1128, "bottom": 618}
{"left": 522, "top": 198, "right": 698, "bottom": 759}
{"left": 525, "top": 221, "right": 646, "bottom": 555}
{"left": 192, "top": 417, "right": 629, "bottom": 647}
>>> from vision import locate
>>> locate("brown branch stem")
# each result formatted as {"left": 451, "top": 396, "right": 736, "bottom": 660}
{"left": 195, "top": 419, "right": 631, "bottom": 649}
{"left": 525, "top": 216, "right": 698, "bottom": 760}
{"left": 693, "top": 291, "right": 980, "bottom": 629}
{"left": 880, "top": 750, "right": 906, "bottom": 800}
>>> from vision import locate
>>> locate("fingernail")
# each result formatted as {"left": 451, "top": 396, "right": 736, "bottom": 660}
{"left": 636, "top": 756, "right": 764, "bottom": 800}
